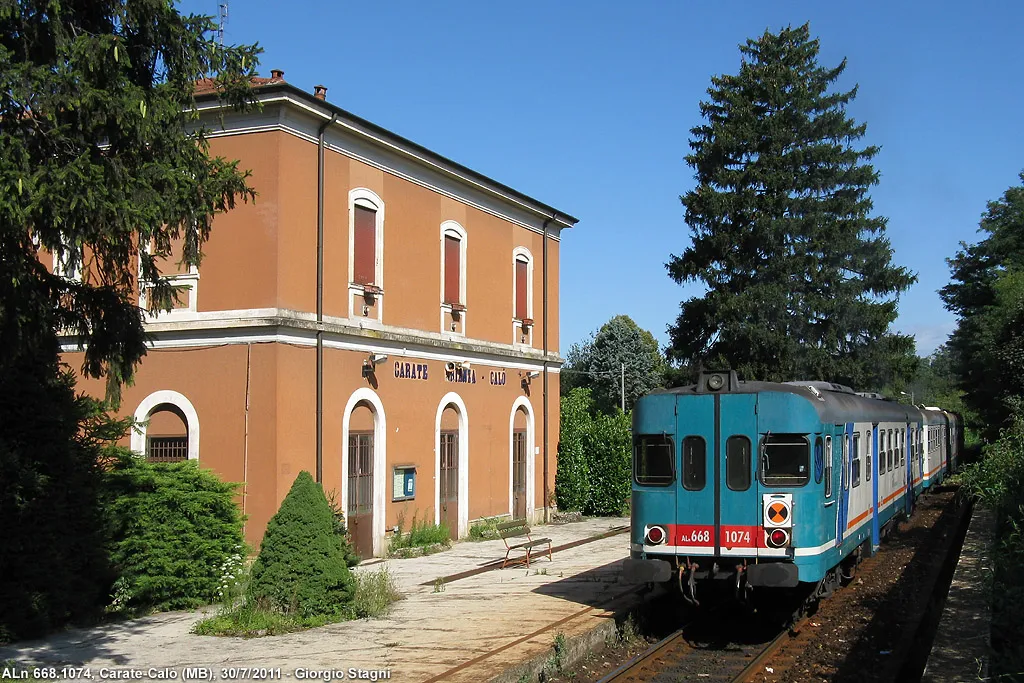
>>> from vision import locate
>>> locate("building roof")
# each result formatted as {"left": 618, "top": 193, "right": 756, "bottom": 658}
{"left": 193, "top": 71, "right": 579, "bottom": 229}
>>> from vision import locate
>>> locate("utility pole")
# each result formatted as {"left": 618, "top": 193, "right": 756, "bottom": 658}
{"left": 621, "top": 363, "right": 625, "bottom": 413}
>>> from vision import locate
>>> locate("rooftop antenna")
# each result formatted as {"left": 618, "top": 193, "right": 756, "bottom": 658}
{"left": 218, "top": 2, "right": 228, "bottom": 47}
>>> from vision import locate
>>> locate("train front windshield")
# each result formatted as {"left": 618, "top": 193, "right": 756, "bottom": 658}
{"left": 761, "top": 434, "right": 810, "bottom": 486}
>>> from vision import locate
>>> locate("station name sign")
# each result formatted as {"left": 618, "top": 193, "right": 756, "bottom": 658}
{"left": 391, "top": 360, "right": 511, "bottom": 386}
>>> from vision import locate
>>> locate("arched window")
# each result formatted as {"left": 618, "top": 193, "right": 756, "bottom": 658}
{"left": 131, "top": 390, "right": 200, "bottom": 461}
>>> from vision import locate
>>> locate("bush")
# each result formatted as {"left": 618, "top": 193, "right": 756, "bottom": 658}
{"left": 555, "top": 388, "right": 593, "bottom": 512}
{"left": 102, "top": 451, "right": 246, "bottom": 613}
{"left": 468, "top": 516, "right": 504, "bottom": 541}
{"left": 556, "top": 388, "right": 632, "bottom": 516}
{"left": 0, "top": 361, "right": 116, "bottom": 642}
{"left": 247, "top": 471, "right": 355, "bottom": 619}
{"left": 959, "top": 398, "right": 1024, "bottom": 679}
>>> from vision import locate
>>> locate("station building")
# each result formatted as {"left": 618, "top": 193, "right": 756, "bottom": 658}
{"left": 56, "top": 71, "right": 578, "bottom": 557}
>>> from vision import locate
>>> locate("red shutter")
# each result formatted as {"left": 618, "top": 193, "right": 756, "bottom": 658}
{"left": 354, "top": 206, "right": 376, "bottom": 285}
{"left": 515, "top": 259, "right": 528, "bottom": 319}
{"left": 444, "top": 235, "right": 461, "bottom": 304}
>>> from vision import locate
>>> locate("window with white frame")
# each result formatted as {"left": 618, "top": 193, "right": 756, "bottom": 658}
{"left": 137, "top": 236, "right": 200, "bottom": 319}
{"left": 349, "top": 189, "right": 385, "bottom": 292}
{"left": 512, "top": 247, "right": 533, "bottom": 343}
{"left": 440, "top": 221, "right": 467, "bottom": 334}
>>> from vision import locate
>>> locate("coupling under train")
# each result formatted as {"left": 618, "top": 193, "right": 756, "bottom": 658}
{"left": 623, "top": 371, "right": 962, "bottom": 603}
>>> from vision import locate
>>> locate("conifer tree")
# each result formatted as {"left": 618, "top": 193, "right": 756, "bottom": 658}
{"left": 667, "top": 24, "right": 916, "bottom": 388}
{"left": 248, "top": 472, "right": 355, "bottom": 619}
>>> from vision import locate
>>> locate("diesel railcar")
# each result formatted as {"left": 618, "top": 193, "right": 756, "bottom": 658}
{"left": 623, "top": 371, "right": 961, "bottom": 603}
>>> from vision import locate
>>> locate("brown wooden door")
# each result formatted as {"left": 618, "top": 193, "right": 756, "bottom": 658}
{"left": 348, "top": 432, "right": 374, "bottom": 559}
{"left": 440, "top": 430, "right": 459, "bottom": 540}
{"left": 513, "top": 430, "right": 527, "bottom": 519}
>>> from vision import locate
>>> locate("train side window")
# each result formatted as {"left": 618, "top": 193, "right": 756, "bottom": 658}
{"left": 760, "top": 433, "right": 810, "bottom": 487}
{"left": 824, "top": 436, "right": 833, "bottom": 498}
{"left": 681, "top": 436, "right": 706, "bottom": 491}
{"left": 633, "top": 434, "right": 675, "bottom": 487}
{"left": 887, "top": 430, "right": 893, "bottom": 472}
{"left": 841, "top": 434, "right": 849, "bottom": 491}
{"left": 852, "top": 433, "right": 861, "bottom": 487}
{"left": 901, "top": 430, "right": 906, "bottom": 467}
{"left": 726, "top": 436, "right": 752, "bottom": 491}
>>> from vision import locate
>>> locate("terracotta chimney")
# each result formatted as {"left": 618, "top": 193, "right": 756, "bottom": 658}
{"left": 313, "top": 84, "right": 327, "bottom": 100}
{"left": 270, "top": 69, "right": 284, "bottom": 80}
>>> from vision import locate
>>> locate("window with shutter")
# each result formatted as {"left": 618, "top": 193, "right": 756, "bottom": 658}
{"left": 444, "top": 235, "right": 460, "bottom": 304}
{"left": 515, "top": 258, "right": 528, "bottom": 320}
{"left": 354, "top": 205, "right": 376, "bottom": 285}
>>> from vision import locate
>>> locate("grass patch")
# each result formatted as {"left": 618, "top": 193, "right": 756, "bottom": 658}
{"left": 352, "top": 567, "right": 402, "bottom": 619}
{"left": 192, "top": 603, "right": 332, "bottom": 638}
{"left": 388, "top": 514, "right": 451, "bottom": 556}
{"left": 468, "top": 516, "right": 505, "bottom": 541}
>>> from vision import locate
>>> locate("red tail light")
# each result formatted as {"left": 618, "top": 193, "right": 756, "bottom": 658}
{"left": 645, "top": 525, "right": 666, "bottom": 545}
{"left": 766, "top": 528, "right": 790, "bottom": 548}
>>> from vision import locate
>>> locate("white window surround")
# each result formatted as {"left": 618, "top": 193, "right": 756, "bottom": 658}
{"left": 439, "top": 220, "right": 468, "bottom": 337}
{"left": 511, "top": 246, "right": 534, "bottom": 346}
{"left": 348, "top": 188, "right": 386, "bottom": 324}
{"left": 341, "top": 387, "right": 388, "bottom": 557}
{"left": 507, "top": 397, "right": 536, "bottom": 521}
{"left": 131, "top": 390, "right": 200, "bottom": 460}
{"left": 52, "top": 245, "right": 83, "bottom": 282}
{"left": 434, "top": 392, "right": 469, "bottom": 539}
{"left": 137, "top": 241, "right": 200, "bottom": 321}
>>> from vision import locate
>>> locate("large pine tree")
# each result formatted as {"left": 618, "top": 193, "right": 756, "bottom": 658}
{"left": 667, "top": 24, "right": 916, "bottom": 388}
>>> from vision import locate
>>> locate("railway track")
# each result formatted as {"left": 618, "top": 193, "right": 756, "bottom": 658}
{"left": 596, "top": 610, "right": 806, "bottom": 683}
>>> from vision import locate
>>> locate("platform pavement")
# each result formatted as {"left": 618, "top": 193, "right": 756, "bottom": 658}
{"left": 0, "top": 517, "right": 638, "bottom": 682}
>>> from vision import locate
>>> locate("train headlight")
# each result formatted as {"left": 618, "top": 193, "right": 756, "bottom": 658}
{"left": 707, "top": 374, "right": 725, "bottom": 391}
{"left": 766, "top": 528, "right": 790, "bottom": 549}
{"left": 645, "top": 525, "right": 667, "bottom": 545}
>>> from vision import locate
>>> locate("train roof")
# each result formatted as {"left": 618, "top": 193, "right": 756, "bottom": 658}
{"left": 654, "top": 373, "right": 929, "bottom": 424}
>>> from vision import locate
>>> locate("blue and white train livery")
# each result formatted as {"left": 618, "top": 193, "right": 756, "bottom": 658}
{"left": 623, "top": 371, "right": 961, "bottom": 601}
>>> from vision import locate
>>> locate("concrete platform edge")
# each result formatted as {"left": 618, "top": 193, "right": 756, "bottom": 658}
{"left": 921, "top": 504, "right": 995, "bottom": 683}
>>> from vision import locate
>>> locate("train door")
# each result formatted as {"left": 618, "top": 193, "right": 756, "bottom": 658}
{"left": 871, "top": 424, "right": 880, "bottom": 551}
{"left": 672, "top": 394, "right": 715, "bottom": 553}
{"left": 717, "top": 394, "right": 759, "bottom": 557}
{"left": 836, "top": 424, "right": 852, "bottom": 547}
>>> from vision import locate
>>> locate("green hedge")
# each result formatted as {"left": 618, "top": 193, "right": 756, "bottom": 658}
{"left": 248, "top": 471, "right": 355, "bottom": 619}
{"left": 555, "top": 388, "right": 632, "bottom": 516}
{"left": 102, "top": 452, "right": 245, "bottom": 613}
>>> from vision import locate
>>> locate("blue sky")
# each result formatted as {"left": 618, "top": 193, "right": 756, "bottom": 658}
{"left": 183, "top": 0, "right": 1024, "bottom": 357}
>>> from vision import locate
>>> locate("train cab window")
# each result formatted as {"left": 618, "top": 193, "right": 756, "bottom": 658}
{"left": 852, "top": 433, "right": 862, "bottom": 487}
{"left": 759, "top": 433, "right": 810, "bottom": 487}
{"left": 726, "top": 436, "right": 752, "bottom": 491}
{"left": 824, "top": 436, "right": 833, "bottom": 498}
{"left": 681, "top": 436, "right": 706, "bottom": 490}
{"left": 633, "top": 435, "right": 674, "bottom": 487}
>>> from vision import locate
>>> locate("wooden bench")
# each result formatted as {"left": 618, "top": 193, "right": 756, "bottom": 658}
{"left": 497, "top": 519, "right": 552, "bottom": 569}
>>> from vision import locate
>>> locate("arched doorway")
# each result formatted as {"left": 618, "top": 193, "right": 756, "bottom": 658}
{"left": 347, "top": 400, "right": 376, "bottom": 559}
{"left": 512, "top": 407, "right": 529, "bottom": 519}
{"left": 439, "top": 405, "right": 460, "bottom": 540}
{"left": 509, "top": 397, "right": 535, "bottom": 521}
{"left": 434, "top": 392, "right": 468, "bottom": 540}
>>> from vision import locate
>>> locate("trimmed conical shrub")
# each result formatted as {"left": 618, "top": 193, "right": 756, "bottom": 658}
{"left": 248, "top": 471, "right": 355, "bottom": 618}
